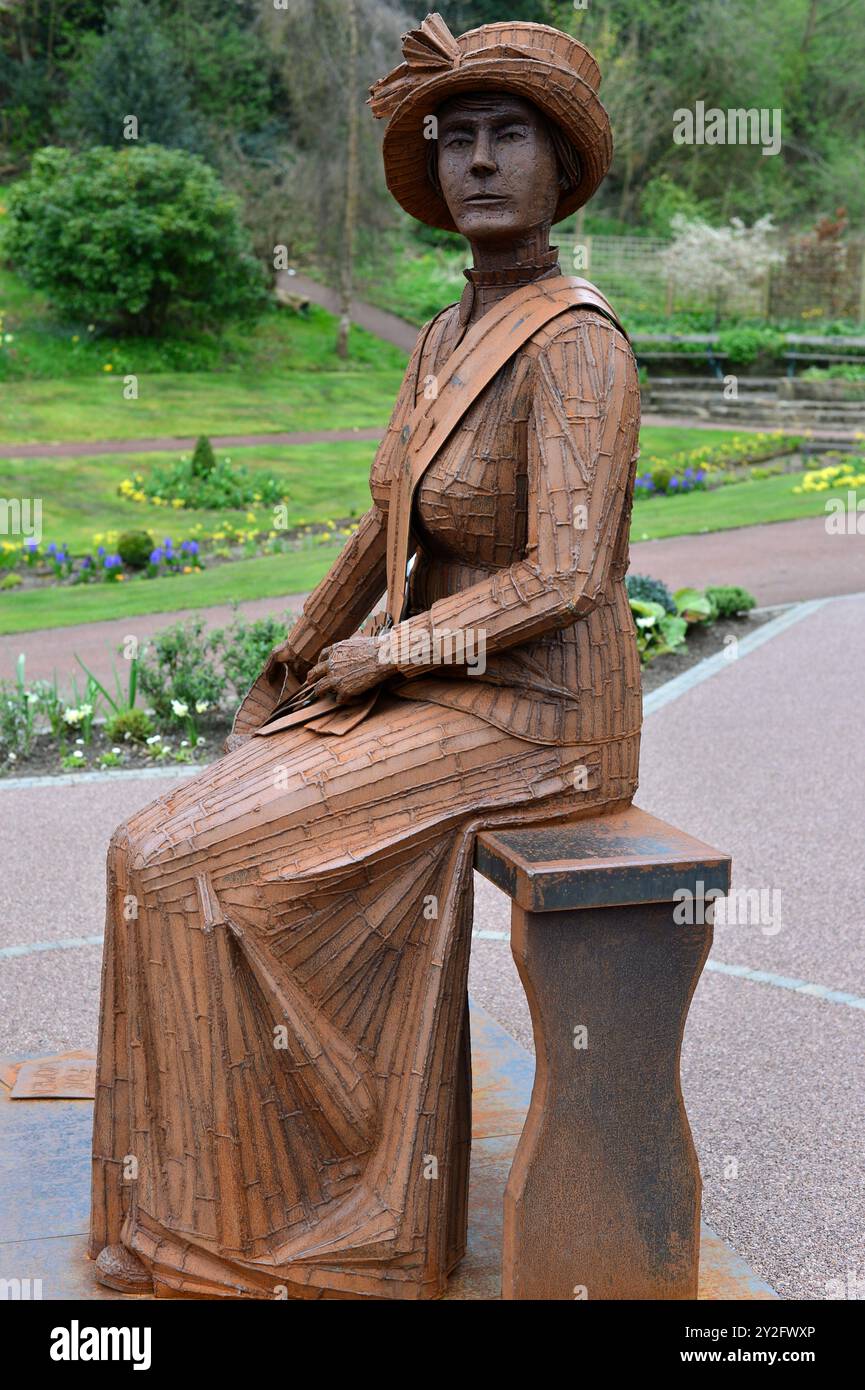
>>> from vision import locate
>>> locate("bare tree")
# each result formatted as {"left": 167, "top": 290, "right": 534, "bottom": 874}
{"left": 262, "top": 0, "right": 409, "bottom": 351}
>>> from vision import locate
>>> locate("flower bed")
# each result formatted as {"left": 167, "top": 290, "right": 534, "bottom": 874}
{"left": 0, "top": 517, "right": 359, "bottom": 593}
{"left": 634, "top": 431, "right": 801, "bottom": 498}
{"left": 1, "top": 583, "right": 758, "bottom": 777}
{"left": 0, "top": 610, "right": 291, "bottom": 775}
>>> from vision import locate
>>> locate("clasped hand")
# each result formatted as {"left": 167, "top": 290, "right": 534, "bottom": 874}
{"left": 306, "top": 636, "right": 395, "bottom": 704}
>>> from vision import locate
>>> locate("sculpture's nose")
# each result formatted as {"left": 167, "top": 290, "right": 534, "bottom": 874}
{"left": 469, "top": 128, "right": 497, "bottom": 175}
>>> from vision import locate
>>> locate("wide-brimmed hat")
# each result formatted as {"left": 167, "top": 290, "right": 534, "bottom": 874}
{"left": 369, "top": 13, "right": 612, "bottom": 232}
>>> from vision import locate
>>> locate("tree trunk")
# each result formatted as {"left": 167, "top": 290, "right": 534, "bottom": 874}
{"left": 336, "top": 0, "right": 359, "bottom": 359}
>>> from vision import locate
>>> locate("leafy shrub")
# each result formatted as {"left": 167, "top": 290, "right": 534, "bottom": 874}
{"left": 126, "top": 449, "right": 287, "bottom": 511}
{"left": 629, "top": 599, "right": 687, "bottom": 664}
{"left": 704, "top": 585, "right": 757, "bottom": 619}
{"left": 5, "top": 145, "right": 267, "bottom": 335}
{"left": 626, "top": 573, "right": 677, "bottom": 614}
{"left": 117, "top": 530, "right": 156, "bottom": 569}
{"left": 138, "top": 617, "right": 226, "bottom": 723}
{"left": 64, "top": 0, "right": 203, "bottom": 153}
{"left": 105, "top": 708, "right": 154, "bottom": 745}
{"left": 650, "top": 464, "right": 673, "bottom": 493}
{"left": 191, "top": 436, "right": 217, "bottom": 479}
{"left": 215, "top": 610, "right": 294, "bottom": 701}
{"left": 674, "top": 588, "right": 714, "bottom": 624}
{"left": 716, "top": 325, "right": 785, "bottom": 366}
{"left": 0, "top": 573, "right": 22, "bottom": 589}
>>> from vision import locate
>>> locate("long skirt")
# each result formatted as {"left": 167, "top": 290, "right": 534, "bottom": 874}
{"left": 90, "top": 692, "right": 639, "bottom": 1299}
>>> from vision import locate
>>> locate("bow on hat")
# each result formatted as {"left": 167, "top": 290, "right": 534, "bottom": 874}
{"left": 369, "top": 11, "right": 524, "bottom": 120}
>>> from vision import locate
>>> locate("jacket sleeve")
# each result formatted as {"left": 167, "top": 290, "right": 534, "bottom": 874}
{"left": 386, "top": 312, "right": 640, "bottom": 671}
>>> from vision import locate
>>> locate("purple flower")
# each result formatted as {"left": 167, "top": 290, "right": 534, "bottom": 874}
{"left": 181, "top": 539, "right": 199, "bottom": 555}
{"left": 670, "top": 477, "right": 679, "bottom": 489}
{"left": 150, "top": 548, "right": 164, "bottom": 565}
{"left": 104, "top": 553, "right": 122, "bottom": 569}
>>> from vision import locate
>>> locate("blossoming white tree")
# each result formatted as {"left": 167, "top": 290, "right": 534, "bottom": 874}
{"left": 660, "top": 214, "right": 785, "bottom": 319}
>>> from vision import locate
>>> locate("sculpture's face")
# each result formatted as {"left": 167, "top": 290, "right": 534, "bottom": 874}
{"left": 434, "top": 92, "right": 560, "bottom": 243}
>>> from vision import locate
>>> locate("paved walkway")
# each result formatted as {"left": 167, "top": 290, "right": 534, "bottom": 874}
{"left": 1, "top": 592, "right": 862, "bottom": 1301}
{"left": 6, "top": 414, "right": 860, "bottom": 461}
{"left": 0, "top": 427, "right": 384, "bottom": 461}
{"left": 278, "top": 271, "right": 420, "bottom": 354}
{"left": 1, "top": 593, "right": 305, "bottom": 692}
{"left": 630, "top": 513, "right": 865, "bottom": 606}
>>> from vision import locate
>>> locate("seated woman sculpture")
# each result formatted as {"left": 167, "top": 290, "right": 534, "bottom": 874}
{"left": 90, "top": 13, "right": 642, "bottom": 1300}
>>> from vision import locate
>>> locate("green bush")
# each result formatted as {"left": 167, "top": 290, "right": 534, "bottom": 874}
{"left": 650, "top": 464, "right": 673, "bottom": 494}
{"left": 105, "top": 708, "right": 154, "bottom": 745}
{"left": 191, "top": 436, "right": 217, "bottom": 479}
{"left": 626, "top": 573, "right": 677, "bottom": 614}
{"left": 704, "top": 585, "right": 757, "bottom": 618}
{"left": 629, "top": 599, "right": 687, "bottom": 664}
{"left": 215, "top": 610, "right": 294, "bottom": 701}
{"left": 5, "top": 144, "right": 267, "bottom": 335}
{"left": 64, "top": 0, "right": 203, "bottom": 153}
{"left": 674, "top": 587, "right": 714, "bottom": 624}
{"left": 716, "top": 325, "right": 785, "bottom": 367}
{"left": 116, "top": 530, "right": 155, "bottom": 569}
{"left": 134, "top": 449, "right": 287, "bottom": 511}
{"left": 138, "top": 617, "right": 226, "bottom": 723}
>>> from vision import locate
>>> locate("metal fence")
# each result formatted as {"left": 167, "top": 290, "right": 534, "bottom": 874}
{"left": 555, "top": 233, "right": 865, "bottom": 323}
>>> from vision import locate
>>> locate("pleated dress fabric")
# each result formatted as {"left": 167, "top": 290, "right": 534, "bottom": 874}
{"left": 90, "top": 293, "right": 643, "bottom": 1299}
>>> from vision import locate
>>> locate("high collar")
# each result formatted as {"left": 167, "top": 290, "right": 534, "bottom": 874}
{"left": 464, "top": 246, "right": 560, "bottom": 287}
{"left": 458, "top": 248, "right": 561, "bottom": 326}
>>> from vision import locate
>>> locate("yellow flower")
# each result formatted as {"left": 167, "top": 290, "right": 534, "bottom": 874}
{"left": 71, "top": 334, "right": 80, "bottom": 344}
{"left": 182, "top": 565, "right": 192, "bottom": 573}
{"left": 171, "top": 498, "right": 184, "bottom": 509}
{"left": 103, "top": 363, "right": 113, "bottom": 372}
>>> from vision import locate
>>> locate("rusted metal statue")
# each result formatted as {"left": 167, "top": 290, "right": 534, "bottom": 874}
{"left": 90, "top": 14, "right": 642, "bottom": 1299}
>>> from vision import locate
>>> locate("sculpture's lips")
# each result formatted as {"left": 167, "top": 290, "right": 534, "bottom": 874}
{"left": 463, "top": 193, "right": 509, "bottom": 205}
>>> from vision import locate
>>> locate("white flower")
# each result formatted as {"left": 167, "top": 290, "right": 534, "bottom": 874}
{"left": 196, "top": 737, "right": 206, "bottom": 746}
{"left": 145, "top": 734, "right": 161, "bottom": 746}
{"left": 73, "top": 750, "right": 84, "bottom": 759}
{"left": 7, "top": 752, "right": 16, "bottom": 762}
{"left": 75, "top": 737, "right": 84, "bottom": 746}
{"left": 26, "top": 691, "right": 38, "bottom": 705}
{"left": 195, "top": 700, "right": 209, "bottom": 714}
{"left": 180, "top": 740, "right": 189, "bottom": 748}
{"left": 171, "top": 699, "right": 188, "bottom": 717}
{"left": 79, "top": 703, "right": 93, "bottom": 717}
{"left": 112, "top": 746, "right": 121, "bottom": 754}
{"left": 63, "top": 708, "right": 83, "bottom": 726}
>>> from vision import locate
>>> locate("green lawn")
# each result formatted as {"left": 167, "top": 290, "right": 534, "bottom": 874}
{"left": 0, "top": 368, "right": 406, "bottom": 444}
{"left": 0, "top": 548, "right": 343, "bottom": 634}
{"left": 0, "top": 441, "right": 378, "bottom": 552}
{"left": 2, "top": 467, "right": 854, "bottom": 635}
{"left": 629, "top": 471, "right": 848, "bottom": 540}
{"left": 0, "top": 427, "right": 739, "bottom": 554}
